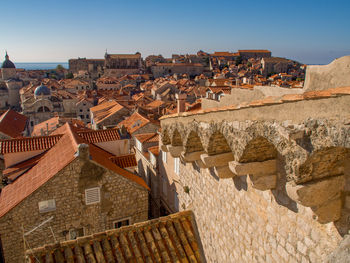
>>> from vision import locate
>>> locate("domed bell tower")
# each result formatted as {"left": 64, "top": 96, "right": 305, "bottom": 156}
{"left": 1, "top": 52, "right": 22, "bottom": 108}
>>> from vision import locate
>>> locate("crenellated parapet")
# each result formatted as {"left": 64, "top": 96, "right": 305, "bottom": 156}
{"left": 160, "top": 87, "right": 350, "bottom": 224}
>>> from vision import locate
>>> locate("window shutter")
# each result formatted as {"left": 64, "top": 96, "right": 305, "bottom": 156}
{"left": 85, "top": 187, "right": 100, "bottom": 205}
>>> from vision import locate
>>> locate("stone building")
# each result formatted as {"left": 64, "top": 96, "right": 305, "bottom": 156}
{"left": 160, "top": 86, "right": 350, "bottom": 262}
{"left": 68, "top": 58, "right": 105, "bottom": 78}
{"left": 0, "top": 123, "right": 148, "bottom": 262}
{"left": 104, "top": 52, "right": 142, "bottom": 77}
{"left": 151, "top": 63, "right": 204, "bottom": 78}
{"left": 0, "top": 52, "right": 22, "bottom": 109}
{"left": 261, "top": 57, "right": 293, "bottom": 76}
{"left": 238, "top": 49, "right": 272, "bottom": 59}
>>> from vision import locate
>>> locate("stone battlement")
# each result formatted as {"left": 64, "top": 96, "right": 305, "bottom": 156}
{"left": 159, "top": 86, "right": 350, "bottom": 261}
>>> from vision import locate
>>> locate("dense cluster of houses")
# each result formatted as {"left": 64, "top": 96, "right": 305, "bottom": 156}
{"left": 0, "top": 49, "right": 308, "bottom": 261}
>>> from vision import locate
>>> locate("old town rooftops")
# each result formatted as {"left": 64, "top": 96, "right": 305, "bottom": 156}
{"left": 0, "top": 123, "right": 149, "bottom": 218}
{"left": 26, "top": 210, "right": 203, "bottom": 263}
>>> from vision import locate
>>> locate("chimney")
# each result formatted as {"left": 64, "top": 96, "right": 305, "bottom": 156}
{"left": 176, "top": 93, "right": 187, "bottom": 113}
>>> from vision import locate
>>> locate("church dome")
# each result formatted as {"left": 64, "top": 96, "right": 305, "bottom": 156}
{"left": 1, "top": 52, "right": 15, "bottom": 69}
{"left": 34, "top": 84, "right": 51, "bottom": 96}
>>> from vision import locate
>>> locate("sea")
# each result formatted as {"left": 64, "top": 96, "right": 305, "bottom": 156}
{"left": 15, "top": 62, "right": 69, "bottom": 70}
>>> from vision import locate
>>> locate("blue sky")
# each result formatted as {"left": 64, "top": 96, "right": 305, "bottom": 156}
{"left": 1, "top": 0, "right": 350, "bottom": 64}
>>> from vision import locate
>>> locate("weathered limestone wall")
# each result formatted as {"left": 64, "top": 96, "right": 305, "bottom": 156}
{"left": 0, "top": 157, "right": 148, "bottom": 262}
{"left": 160, "top": 92, "right": 350, "bottom": 262}
{"left": 175, "top": 159, "right": 342, "bottom": 262}
{"left": 304, "top": 55, "right": 350, "bottom": 91}
{"left": 202, "top": 86, "right": 304, "bottom": 109}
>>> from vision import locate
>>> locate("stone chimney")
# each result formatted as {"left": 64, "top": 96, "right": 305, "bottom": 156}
{"left": 176, "top": 93, "right": 187, "bottom": 113}
{"left": 75, "top": 144, "right": 90, "bottom": 160}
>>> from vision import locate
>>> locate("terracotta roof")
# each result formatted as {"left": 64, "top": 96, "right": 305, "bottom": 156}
{"left": 0, "top": 123, "right": 149, "bottom": 218}
{"left": 77, "top": 129, "right": 121, "bottom": 143}
{"left": 31, "top": 117, "right": 60, "bottom": 136}
{"left": 3, "top": 153, "right": 45, "bottom": 182}
{"left": 134, "top": 133, "right": 159, "bottom": 143}
{"left": 211, "top": 52, "right": 237, "bottom": 57}
{"left": 148, "top": 145, "right": 159, "bottom": 156}
{"left": 146, "top": 100, "right": 165, "bottom": 108}
{"left": 90, "top": 101, "right": 125, "bottom": 124}
{"left": 26, "top": 210, "right": 203, "bottom": 263}
{"left": 238, "top": 49, "right": 271, "bottom": 53}
{"left": 161, "top": 86, "right": 350, "bottom": 119}
{"left": 109, "top": 154, "right": 137, "bottom": 168}
{"left": 118, "top": 112, "right": 151, "bottom": 134}
{"left": 0, "top": 135, "right": 63, "bottom": 154}
{"left": 0, "top": 110, "right": 28, "bottom": 138}
{"left": 107, "top": 54, "right": 141, "bottom": 59}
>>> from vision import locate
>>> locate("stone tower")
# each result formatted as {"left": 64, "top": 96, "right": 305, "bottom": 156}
{"left": 1, "top": 52, "right": 22, "bottom": 108}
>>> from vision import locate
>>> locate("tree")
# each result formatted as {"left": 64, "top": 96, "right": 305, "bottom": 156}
{"left": 56, "top": 64, "right": 65, "bottom": 71}
{"left": 235, "top": 56, "right": 243, "bottom": 66}
{"left": 65, "top": 72, "right": 74, "bottom": 79}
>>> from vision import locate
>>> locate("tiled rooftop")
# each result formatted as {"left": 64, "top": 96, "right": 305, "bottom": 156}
{"left": 109, "top": 154, "right": 137, "bottom": 168}
{"left": 118, "top": 112, "right": 151, "bottom": 134}
{"left": 0, "top": 135, "right": 63, "bottom": 154}
{"left": 26, "top": 210, "right": 203, "bottom": 263}
{"left": 134, "top": 133, "right": 159, "bottom": 144}
{"left": 0, "top": 109, "right": 28, "bottom": 138}
{"left": 77, "top": 129, "right": 121, "bottom": 143}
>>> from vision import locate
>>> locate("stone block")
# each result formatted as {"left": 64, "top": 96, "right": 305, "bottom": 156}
{"left": 213, "top": 165, "right": 236, "bottom": 179}
{"left": 160, "top": 144, "right": 169, "bottom": 152}
{"left": 312, "top": 197, "right": 342, "bottom": 224}
{"left": 181, "top": 151, "right": 205, "bottom": 162}
{"left": 200, "top": 152, "right": 234, "bottom": 167}
{"left": 168, "top": 146, "right": 184, "bottom": 158}
{"left": 228, "top": 159, "right": 277, "bottom": 176}
{"left": 286, "top": 175, "right": 345, "bottom": 207}
{"left": 248, "top": 174, "right": 277, "bottom": 191}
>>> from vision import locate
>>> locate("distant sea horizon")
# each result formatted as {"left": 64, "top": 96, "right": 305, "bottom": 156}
{"left": 15, "top": 62, "right": 69, "bottom": 70}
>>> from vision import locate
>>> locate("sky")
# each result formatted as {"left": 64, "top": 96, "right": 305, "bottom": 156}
{"left": 1, "top": 0, "right": 350, "bottom": 64}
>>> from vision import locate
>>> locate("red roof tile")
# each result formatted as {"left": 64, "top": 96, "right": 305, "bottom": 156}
{"left": 0, "top": 135, "right": 63, "bottom": 154}
{"left": 77, "top": 129, "right": 121, "bottom": 143}
{"left": 0, "top": 110, "right": 28, "bottom": 138}
{"left": 148, "top": 145, "right": 159, "bottom": 156}
{"left": 118, "top": 112, "right": 151, "bottom": 134}
{"left": 134, "top": 133, "right": 159, "bottom": 143}
{"left": 109, "top": 154, "right": 137, "bottom": 168}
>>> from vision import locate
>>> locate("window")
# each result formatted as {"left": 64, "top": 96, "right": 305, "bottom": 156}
{"left": 136, "top": 139, "right": 142, "bottom": 152}
{"left": 80, "top": 109, "right": 83, "bottom": 112}
{"left": 80, "top": 115, "right": 84, "bottom": 119}
{"left": 174, "top": 157, "right": 180, "bottom": 175}
{"left": 162, "top": 151, "right": 167, "bottom": 163}
{"left": 85, "top": 187, "right": 100, "bottom": 205}
{"left": 113, "top": 218, "right": 130, "bottom": 229}
{"left": 69, "top": 228, "right": 84, "bottom": 240}
{"left": 38, "top": 199, "right": 56, "bottom": 213}
{"left": 86, "top": 115, "right": 89, "bottom": 119}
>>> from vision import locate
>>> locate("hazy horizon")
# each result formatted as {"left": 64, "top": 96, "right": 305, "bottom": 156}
{"left": 2, "top": 0, "right": 349, "bottom": 65}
